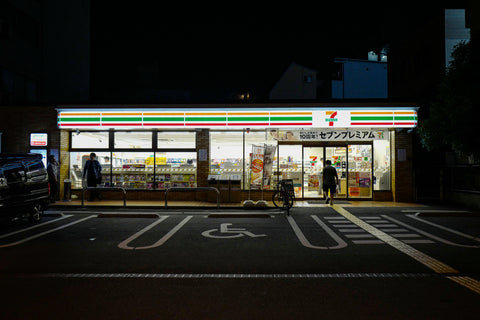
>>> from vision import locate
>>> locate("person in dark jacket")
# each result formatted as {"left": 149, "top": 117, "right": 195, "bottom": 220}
{"left": 83, "top": 153, "right": 102, "bottom": 201}
{"left": 47, "top": 155, "right": 60, "bottom": 203}
{"left": 322, "top": 159, "right": 339, "bottom": 205}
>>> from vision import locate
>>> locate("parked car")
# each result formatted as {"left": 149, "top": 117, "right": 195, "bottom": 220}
{"left": 0, "top": 153, "right": 50, "bottom": 222}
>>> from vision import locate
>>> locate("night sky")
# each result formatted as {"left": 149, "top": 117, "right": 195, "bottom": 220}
{"left": 91, "top": 2, "right": 468, "bottom": 101}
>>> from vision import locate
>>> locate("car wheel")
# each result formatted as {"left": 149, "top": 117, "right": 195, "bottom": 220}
{"left": 29, "top": 203, "right": 44, "bottom": 223}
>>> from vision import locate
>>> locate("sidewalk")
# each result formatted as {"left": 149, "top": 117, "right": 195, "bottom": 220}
{"left": 50, "top": 199, "right": 425, "bottom": 209}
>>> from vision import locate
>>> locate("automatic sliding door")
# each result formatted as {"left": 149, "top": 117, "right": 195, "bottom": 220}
{"left": 303, "top": 147, "right": 323, "bottom": 198}
{"left": 325, "top": 147, "right": 347, "bottom": 199}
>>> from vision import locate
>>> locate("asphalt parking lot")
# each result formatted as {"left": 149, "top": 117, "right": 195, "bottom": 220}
{"left": 1, "top": 205, "right": 479, "bottom": 319}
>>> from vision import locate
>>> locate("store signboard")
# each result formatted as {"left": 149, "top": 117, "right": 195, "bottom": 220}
{"left": 57, "top": 108, "right": 417, "bottom": 129}
{"left": 271, "top": 129, "right": 389, "bottom": 141}
{"left": 30, "top": 133, "right": 48, "bottom": 146}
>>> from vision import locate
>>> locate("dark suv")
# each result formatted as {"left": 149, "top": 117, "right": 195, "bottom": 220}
{"left": 0, "top": 153, "right": 50, "bottom": 222}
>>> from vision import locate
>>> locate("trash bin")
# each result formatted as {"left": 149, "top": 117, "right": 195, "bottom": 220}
{"left": 219, "top": 177, "right": 230, "bottom": 203}
{"left": 63, "top": 179, "right": 71, "bottom": 201}
{"left": 229, "top": 177, "right": 241, "bottom": 203}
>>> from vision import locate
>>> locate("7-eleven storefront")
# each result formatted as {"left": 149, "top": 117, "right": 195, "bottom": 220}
{"left": 57, "top": 104, "right": 418, "bottom": 203}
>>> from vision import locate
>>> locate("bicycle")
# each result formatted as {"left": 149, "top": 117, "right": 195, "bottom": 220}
{"left": 272, "top": 179, "right": 295, "bottom": 215}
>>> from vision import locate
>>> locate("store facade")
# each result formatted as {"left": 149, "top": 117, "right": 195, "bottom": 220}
{"left": 55, "top": 104, "right": 418, "bottom": 203}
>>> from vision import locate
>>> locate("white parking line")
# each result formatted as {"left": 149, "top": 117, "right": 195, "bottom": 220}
{"left": 332, "top": 224, "right": 359, "bottom": 228}
{"left": 352, "top": 240, "right": 385, "bottom": 245}
{"left": 286, "top": 215, "right": 347, "bottom": 250}
{"left": 0, "top": 215, "right": 95, "bottom": 248}
{"left": 0, "top": 215, "right": 72, "bottom": 239}
{"left": 377, "top": 228, "right": 409, "bottom": 233}
{"left": 371, "top": 224, "right": 398, "bottom": 228}
{"left": 345, "top": 234, "right": 375, "bottom": 239}
{"left": 406, "top": 214, "right": 480, "bottom": 243}
{"left": 118, "top": 216, "right": 192, "bottom": 250}
{"left": 332, "top": 205, "right": 458, "bottom": 274}
{"left": 383, "top": 215, "right": 480, "bottom": 248}
{"left": 403, "top": 240, "right": 435, "bottom": 244}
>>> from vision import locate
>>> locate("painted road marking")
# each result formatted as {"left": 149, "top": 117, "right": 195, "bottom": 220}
{"left": 345, "top": 234, "right": 375, "bottom": 239}
{"left": 338, "top": 229, "right": 365, "bottom": 233}
{"left": 406, "top": 214, "right": 480, "bottom": 244}
{"left": 377, "top": 228, "right": 409, "bottom": 232}
{"left": 118, "top": 216, "right": 192, "bottom": 250}
{"left": 0, "top": 215, "right": 73, "bottom": 239}
{"left": 332, "top": 224, "right": 359, "bottom": 228}
{"left": 352, "top": 240, "right": 385, "bottom": 245}
{"left": 331, "top": 205, "right": 458, "bottom": 274}
{"left": 202, "top": 223, "right": 267, "bottom": 239}
{"left": 325, "top": 216, "right": 433, "bottom": 245}
{"left": 390, "top": 234, "right": 422, "bottom": 238}
{"left": 403, "top": 240, "right": 435, "bottom": 244}
{"left": 333, "top": 206, "right": 480, "bottom": 295}
{"left": 287, "top": 215, "right": 347, "bottom": 249}
{"left": 371, "top": 224, "right": 398, "bottom": 228}
{"left": 447, "top": 276, "right": 480, "bottom": 294}
{"left": 383, "top": 215, "right": 480, "bottom": 249}
{"left": 0, "top": 215, "right": 95, "bottom": 248}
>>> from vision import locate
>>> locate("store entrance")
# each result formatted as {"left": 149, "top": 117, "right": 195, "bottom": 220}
{"left": 303, "top": 147, "right": 323, "bottom": 198}
{"left": 300, "top": 145, "right": 372, "bottom": 200}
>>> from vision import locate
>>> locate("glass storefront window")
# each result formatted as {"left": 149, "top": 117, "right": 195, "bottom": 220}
{"left": 115, "top": 132, "right": 152, "bottom": 149}
{"left": 155, "top": 152, "right": 197, "bottom": 189}
{"left": 278, "top": 145, "right": 302, "bottom": 197}
{"left": 348, "top": 145, "right": 372, "bottom": 198}
{"left": 112, "top": 152, "right": 154, "bottom": 189}
{"left": 210, "top": 131, "right": 243, "bottom": 177}
{"left": 71, "top": 132, "right": 109, "bottom": 149}
{"left": 69, "top": 152, "right": 111, "bottom": 188}
{"left": 158, "top": 131, "right": 195, "bottom": 149}
{"left": 373, "top": 139, "right": 391, "bottom": 190}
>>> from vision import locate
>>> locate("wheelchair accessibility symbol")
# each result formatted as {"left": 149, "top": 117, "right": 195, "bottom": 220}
{"left": 202, "top": 223, "right": 267, "bottom": 239}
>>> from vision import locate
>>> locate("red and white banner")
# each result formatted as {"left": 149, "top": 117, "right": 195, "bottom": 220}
{"left": 250, "top": 145, "right": 265, "bottom": 190}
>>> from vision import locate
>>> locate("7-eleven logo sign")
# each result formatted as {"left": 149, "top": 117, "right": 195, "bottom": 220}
{"left": 325, "top": 111, "right": 338, "bottom": 127}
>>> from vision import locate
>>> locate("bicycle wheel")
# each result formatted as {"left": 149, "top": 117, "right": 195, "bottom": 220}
{"left": 288, "top": 193, "right": 295, "bottom": 208}
{"left": 283, "top": 193, "right": 291, "bottom": 215}
{"left": 272, "top": 191, "right": 283, "bottom": 207}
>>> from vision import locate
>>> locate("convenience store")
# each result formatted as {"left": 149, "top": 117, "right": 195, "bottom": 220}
{"left": 56, "top": 104, "right": 418, "bottom": 203}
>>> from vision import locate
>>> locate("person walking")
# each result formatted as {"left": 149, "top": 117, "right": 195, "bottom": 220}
{"left": 47, "top": 155, "right": 60, "bottom": 203}
{"left": 83, "top": 153, "right": 102, "bottom": 201}
{"left": 322, "top": 159, "right": 339, "bottom": 205}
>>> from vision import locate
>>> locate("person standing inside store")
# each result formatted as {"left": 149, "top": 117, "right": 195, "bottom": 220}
{"left": 83, "top": 152, "right": 102, "bottom": 201}
{"left": 47, "top": 155, "right": 60, "bottom": 203}
{"left": 322, "top": 159, "right": 339, "bottom": 205}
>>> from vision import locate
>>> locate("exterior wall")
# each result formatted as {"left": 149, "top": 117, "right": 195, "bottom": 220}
{"left": 59, "top": 129, "right": 70, "bottom": 198}
{"left": 195, "top": 129, "right": 210, "bottom": 201}
{"left": 332, "top": 60, "right": 388, "bottom": 99}
{"left": 0, "top": 106, "right": 59, "bottom": 153}
{"left": 392, "top": 129, "right": 414, "bottom": 202}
